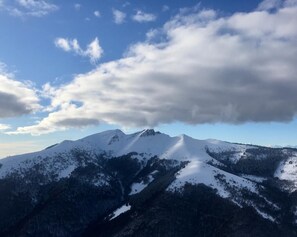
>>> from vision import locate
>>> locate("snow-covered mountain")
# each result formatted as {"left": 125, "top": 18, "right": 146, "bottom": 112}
{"left": 0, "top": 129, "right": 297, "bottom": 237}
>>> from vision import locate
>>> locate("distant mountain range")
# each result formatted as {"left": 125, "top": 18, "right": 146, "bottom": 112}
{"left": 0, "top": 129, "right": 296, "bottom": 237}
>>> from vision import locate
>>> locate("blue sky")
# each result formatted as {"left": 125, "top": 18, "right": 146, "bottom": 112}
{"left": 0, "top": 0, "right": 297, "bottom": 157}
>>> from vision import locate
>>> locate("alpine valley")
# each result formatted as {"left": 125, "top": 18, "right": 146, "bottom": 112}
{"left": 0, "top": 129, "right": 297, "bottom": 237}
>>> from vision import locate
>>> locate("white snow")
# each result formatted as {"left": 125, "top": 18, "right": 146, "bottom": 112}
{"left": 110, "top": 204, "right": 131, "bottom": 220}
{"left": 168, "top": 160, "right": 258, "bottom": 199}
{"left": 232, "top": 149, "right": 247, "bottom": 163}
{"left": 58, "top": 164, "right": 76, "bottom": 179}
{"left": 92, "top": 173, "right": 110, "bottom": 187}
{"left": 80, "top": 130, "right": 238, "bottom": 163}
{"left": 0, "top": 129, "right": 240, "bottom": 180}
{"left": 93, "top": 179, "right": 108, "bottom": 187}
{"left": 274, "top": 155, "right": 297, "bottom": 191}
{"left": 0, "top": 129, "right": 262, "bottom": 195}
{"left": 206, "top": 144, "right": 250, "bottom": 164}
{"left": 0, "top": 128, "right": 290, "bottom": 223}
{"left": 241, "top": 174, "right": 267, "bottom": 183}
{"left": 129, "top": 182, "right": 149, "bottom": 195}
{"left": 129, "top": 175, "right": 154, "bottom": 195}
{"left": 252, "top": 205, "right": 276, "bottom": 222}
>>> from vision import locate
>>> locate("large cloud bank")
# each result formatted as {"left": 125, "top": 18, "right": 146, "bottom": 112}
{"left": 12, "top": 0, "right": 297, "bottom": 135}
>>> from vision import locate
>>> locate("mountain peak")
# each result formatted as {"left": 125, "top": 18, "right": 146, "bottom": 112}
{"left": 82, "top": 129, "right": 125, "bottom": 140}
{"left": 1, "top": 128, "right": 296, "bottom": 236}
{"left": 139, "top": 129, "right": 161, "bottom": 137}
{"left": 108, "top": 130, "right": 125, "bottom": 145}
{"left": 99, "top": 129, "right": 125, "bottom": 136}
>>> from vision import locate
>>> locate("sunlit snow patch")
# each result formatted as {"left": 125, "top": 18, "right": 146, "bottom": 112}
{"left": 129, "top": 174, "right": 155, "bottom": 195}
{"left": 240, "top": 174, "right": 267, "bottom": 183}
{"left": 168, "top": 160, "right": 257, "bottom": 199}
{"left": 110, "top": 204, "right": 131, "bottom": 220}
{"left": 274, "top": 155, "right": 297, "bottom": 191}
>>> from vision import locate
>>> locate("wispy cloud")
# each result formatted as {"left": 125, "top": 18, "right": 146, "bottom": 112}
{"left": 122, "top": 2, "right": 130, "bottom": 8}
{"left": 74, "top": 3, "right": 81, "bottom": 11}
{"left": 54, "top": 38, "right": 72, "bottom": 51}
{"left": 257, "top": 0, "right": 297, "bottom": 10}
{"left": 12, "top": 0, "right": 297, "bottom": 135}
{"left": 112, "top": 9, "right": 126, "bottom": 24}
{"left": 0, "top": 0, "right": 58, "bottom": 17}
{"left": 85, "top": 38, "right": 103, "bottom": 63}
{"left": 0, "top": 124, "right": 10, "bottom": 131}
{"left": 94, "top": 10, "right": 100, "bottom": 18}
{"left": 257, "top": 0, "right": 282, "bottom": 10}
{"left": 162, "top": 5, "right": 170, "bottom": 12}
{"left": 54, "top": 37, "right": 103, "bottom": 64}
{"left": 132, "top": 10, "right": 157, "bottom": 22}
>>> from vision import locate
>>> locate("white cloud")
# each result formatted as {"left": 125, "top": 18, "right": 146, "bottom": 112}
{"left": 0, "top": 66, "right": 41, "bottom": 119}
{"left": 112, "top": 9, "right": 126, "bottom": 24}
{"left": 54, "top": 37, "right": 103, "bottom": 64}
{"left": 146, "top": 29, "right": 159, "bottom": 40}
{"left": 285, "top": 0, "right": 297, "bottom": 7}
{"left": 162, "top": 5, "right": 170, "bottom": 12}
{"left": 257, "top": 0, "right": 297, "bottom": 10}
{"left": 0, "top": 0, "right": 58, "bottom": 17}
{"left": 85, "top": 38, "right": 103, "bottom": 64}
{"left": 132, "top": 10, "right": 157, "bottom": 22}
{"left": 94, "top": 10, "right": 101, "bottom": 17}
{"left": 123, "top": 2, "right": 130, "bottom": 8}
{"left": 257, "top": 0, "right": 282, "bottom": 10}
{"left": 74, "top": 3, "right": 81, "bottom": 11}
{"left": 54, "top": 38, "right": 72, "bottom": 51}
{"left": 12, "top": 0, "right": 297, "bottom": 135}
{"left": 0, "top": 124, "right": 10, "bottom": 131}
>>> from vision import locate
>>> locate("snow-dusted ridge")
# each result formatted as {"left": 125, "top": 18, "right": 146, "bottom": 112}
{"left": 1, "top": 128, "right": 297, "bottom": 224}
{"left": 0, "top": 129, "right": 293, "bottom": 185}
{"left": 0, "top": 129, "right": 243, "bottom": 177}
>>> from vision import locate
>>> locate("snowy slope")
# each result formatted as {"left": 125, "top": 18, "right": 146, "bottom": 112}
{"left": 1, "top": 129, "right": 297, "bottom": 224}
{"left": 1, "top": 129, "right": 296, "bottom": 200}
{"left": 1, "top": 128, "right": 297, "bottom": 236}
{"left": 274, "top": 154, "right": 297, "bottom": 191}
{"left": 168, "top": 160, "right": 257, "bottom": 198}
{"left": 110, "top": 204, "right": 131, "bottom": 220}
{"left": 0, "top": 129, "right": 244, "bottom": 178}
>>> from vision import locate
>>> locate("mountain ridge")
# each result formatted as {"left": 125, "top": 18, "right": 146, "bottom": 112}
{"left": 0, "top": 129, "right": 297, "bottom": 236}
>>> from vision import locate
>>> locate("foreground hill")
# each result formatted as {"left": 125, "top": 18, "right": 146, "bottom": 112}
{"left": 0, "top": 129, "right": 296, "bottom": 236}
